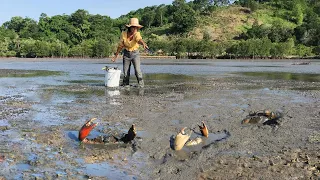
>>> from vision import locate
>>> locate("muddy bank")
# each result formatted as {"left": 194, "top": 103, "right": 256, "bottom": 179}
{"left": 0, "top": 61, "right": 319, "bottom": 179}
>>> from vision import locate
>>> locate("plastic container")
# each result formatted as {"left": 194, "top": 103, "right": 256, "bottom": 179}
{"left": 104, "top": 67, "right": 121, "bottom": 87}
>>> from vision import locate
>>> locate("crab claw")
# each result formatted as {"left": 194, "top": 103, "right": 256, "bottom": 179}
{"left": 79, "top": 118, "right": 98, "bottom": 141}
{"left": 120, "top": 124, "right": 137, "bottom": 143}
{"left": 127, "top": 124, "right": 137, "bottom": 142}
{"left": 198, "top": 121, "right": 209, "bottom": 137}
{"left": 174, "top": 127, "right": 192, "bottom": 150}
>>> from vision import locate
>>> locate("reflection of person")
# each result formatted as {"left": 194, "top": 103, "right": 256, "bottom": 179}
{"left": 111, "top": 18, "right": 148, "bottom": 88}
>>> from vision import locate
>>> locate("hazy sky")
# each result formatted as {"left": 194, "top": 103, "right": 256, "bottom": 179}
{"left": 0, "top": 0, "right": 175, "bottom": 24}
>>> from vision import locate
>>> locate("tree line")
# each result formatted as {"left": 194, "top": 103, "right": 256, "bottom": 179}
{"left": 0, "top": 0, "right": 319, "bottom": 58}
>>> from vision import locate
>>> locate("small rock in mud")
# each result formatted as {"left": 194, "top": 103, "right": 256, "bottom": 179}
{"left": 0, "top": 126, "right": 9, "bottom": 131}
{"left": 308, "top": 133, "right": 320, "bottom": 143}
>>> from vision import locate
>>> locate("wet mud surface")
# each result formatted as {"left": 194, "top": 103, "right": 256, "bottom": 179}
{"left": 0, "top": 59, "right": 319, "bottom": 179}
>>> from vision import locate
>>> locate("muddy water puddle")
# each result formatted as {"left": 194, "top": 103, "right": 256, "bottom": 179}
{"left": 0, "top": 59, "right": 319, "bottom": 179}
{"left": 84, "top": 161, "right": 137, "bottom": 179}
{"left": 171, "top": 119, "right": 183, "bottom": 125}
{"left": 65, "top": 130, "right": 147, "bottom": 179}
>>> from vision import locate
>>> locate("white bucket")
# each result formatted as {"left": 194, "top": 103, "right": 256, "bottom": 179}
{"left": 105, "top": 68, "right": 121, "bottom": 87}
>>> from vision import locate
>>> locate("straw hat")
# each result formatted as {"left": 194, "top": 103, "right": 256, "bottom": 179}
{"left": 126, "top": 18, "right": 143, "bottom": 28}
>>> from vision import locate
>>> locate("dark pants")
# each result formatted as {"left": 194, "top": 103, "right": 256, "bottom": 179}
{"left": 122, "top": 49, "right": 144, "bottom": 87}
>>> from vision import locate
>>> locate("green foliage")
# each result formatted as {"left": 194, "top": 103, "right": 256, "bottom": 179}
{"left": 294, "top": 10, "right": 320, "bottom": 46}
{"left": 34, "top": 40, "right": 50, "bottom": 57}
{"left": 313, "top": 46, "right": 320, "bottom": 56}
{"left": 291, "top": 2, "right": 304, "bottom": 25}
{"left": 295, "top": 44, "right": 313, "bottom": 57}
{"left": 228, "top": 37, "right": 295, "bottom": 58}
{"left": 171, "top": 0, "right": 197, "bottom": 34}
{"left": 229, "top": 39, "right": 259, "bottom": 57}
{"left": 0, "top": 0, "right": 319, "bottom": 58}
{"left": 20, "top": 38, "right": 36, "bottom": 57}
{"left": 243, "top": 19, "right": 295, "bottom": 43}
{"left": 270, "top": 39, "right": 295, "bottom": 58}
{"left": 236, "top": 0, "right": 259, "bottom": 11}
{"left": 50, "top": 40, "right": 69, "bottom": 57}
{"left": 92, "top": 39, "right": 113, "bottom": 58}
{"left": 190, "top": 0, "right": 217, "bottom": 15}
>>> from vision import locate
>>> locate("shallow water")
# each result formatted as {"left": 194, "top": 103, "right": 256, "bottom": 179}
{"left": 0, "top": 58, "right": 319, "bottom": 179}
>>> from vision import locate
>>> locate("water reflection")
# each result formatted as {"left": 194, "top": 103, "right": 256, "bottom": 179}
{"left": 121, "top": 87, "right": 145, "bottom": 96}
{"left": 105, "top": 89, "right": 120, "bottom": 97}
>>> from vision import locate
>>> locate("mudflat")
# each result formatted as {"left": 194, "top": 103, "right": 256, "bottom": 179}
{"left": 0, "top": 59, "right": 319, "bottom": 179}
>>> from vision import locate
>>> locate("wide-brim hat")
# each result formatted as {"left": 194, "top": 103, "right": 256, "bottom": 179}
{"left": 126, "top": 18, "right": 143, "bottom": 28}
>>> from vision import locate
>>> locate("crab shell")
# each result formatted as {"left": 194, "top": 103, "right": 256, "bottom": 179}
{"left": 79, "top": 118, "right": 98, "bottom": 141}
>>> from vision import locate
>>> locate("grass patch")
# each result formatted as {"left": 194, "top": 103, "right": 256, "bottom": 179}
{"left": 84, "top": 74, "right": 105, "bottom": 78}
{"left": 65, "top": 80, "right": 103, "bottom": 84}
{"left": 0, "top": 69, "right": 63, "bottom": 78}
{"left": 144, "top": 73, "right": 195, "bottom": 81}
{"left": 47, "top": 87, "right": 106, "bottom": 97}
{"left": 58, "top": 89, "right": 105, "bottom": 97}
{"left": 182, "top": 5, "right": 297, "bottom": 41}
{"left": 253, "top": 7, "right": 296, "bottom": 28}
{"left": 144, "top": 24, "right": 172, "bottom": 37}
{"left": 239, "top": 72, "right": 320, "bottom": 82}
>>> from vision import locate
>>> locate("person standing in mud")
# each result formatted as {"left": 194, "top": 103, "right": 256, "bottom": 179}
{"left": 111, "top": 18, "right": 149, "bottom": 88}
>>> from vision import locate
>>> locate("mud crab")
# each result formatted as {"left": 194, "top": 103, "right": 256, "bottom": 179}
{"left": 242, "top": 110, "right": 282, "bottom": 125}
{"left": 78, "top": 118, "right": 136, "bottom": 144}
{"left": 173, "top": 121, "right": 209, "bottom": 150}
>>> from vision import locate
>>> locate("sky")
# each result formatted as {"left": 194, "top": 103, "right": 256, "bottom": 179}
{"left": 0, "top": 0, "right": 175, "bottom": 25}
